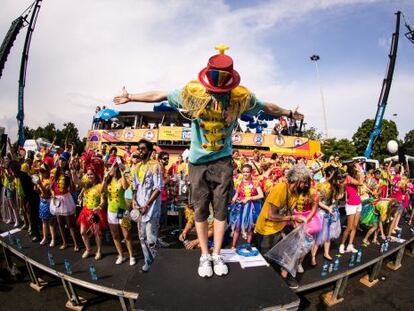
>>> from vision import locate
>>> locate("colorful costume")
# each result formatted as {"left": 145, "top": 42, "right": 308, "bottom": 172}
{"left": 77, "top": 183, "right": 107, "bottom": 232}
{"left": 38, "top": 177, "right": 54, "bottom": 221}
{"left": 229, "top": 178, "right": 262, "bottom": 237}
{"left": 314, "top": 182, "right": 341, "bottom": 245}
{"left": 49, "top": 169, "right": 76, "bottom": 216}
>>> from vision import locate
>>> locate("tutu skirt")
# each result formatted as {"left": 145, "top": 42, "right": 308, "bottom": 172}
{"left": 314, "top": 206, "right": 341, "bottom": 245}
{"left": 50, "top": 193, "right": 76, "bottom": 216}
{"left": 293, "top": 209, "right": 322, "bottom": 235}
{"left": 360, "top": 200, "right": 379, "bottom": 226}
{"left": 77, "top": 207, "right": 108, "bottom": 232}
{"left": 229, "top": 200, "right": 262, "bottom": 236}
{"left": 39, "top": 198, "right": 54, "bottom": 221}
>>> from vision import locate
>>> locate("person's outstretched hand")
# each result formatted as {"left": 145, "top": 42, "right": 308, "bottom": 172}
{"left": 113, "top": 87, "right": 130, "bottom": 105}
{"left": 292, "top": 106, "right": 304, "bottom": 121}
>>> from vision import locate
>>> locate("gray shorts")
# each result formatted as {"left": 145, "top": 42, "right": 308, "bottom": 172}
{"left": 189, "top": 156, "right": 233, "bottom": 222}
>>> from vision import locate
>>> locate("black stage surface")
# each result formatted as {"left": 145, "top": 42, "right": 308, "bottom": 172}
{"left": 1, "top": 221, "right": 414, "bottom": 310}
{"left": 134, "top": 249, "right": 299, "bottom": 311}
{"left": 0, "top": 223, "right": 300, "bottom": 311}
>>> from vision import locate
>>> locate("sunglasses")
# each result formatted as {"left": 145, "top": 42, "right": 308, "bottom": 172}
{"left": 161, "top": 158, "right": 169, "bottom": 161}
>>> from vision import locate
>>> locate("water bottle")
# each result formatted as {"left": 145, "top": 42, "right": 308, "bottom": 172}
{"left": 333, "top": 257, "right": 340, "bottom": 271}
{"left": 356, "top": 249, "right": 362, "bottom": 263}
{"left": 64, "top": 259, "right": 72, "bottom": 275}
{"left": 380, "top": 243, "right": 385, "bottom": 253}
{"left": 321, "top": 262, "right": 329, "bottom": 277}
{"left": 384, "top": 241, "right": 389, "bottom": 252}
{"left": 328, "top": 262, "right": 334, "bottom": 273}
{"left": 397, "top": 231, "right": 402, "bottom": 239}
{"left": 48, "top": 251, "right": 55, "bottom": 267}
{"left": 349, "top": 253, "right": 356, "bottom": 267}
{"left": 15, "top": 237, "right": 22, "bottom": 250}
{"left": 89, "top": 264, "right": 98, "bottom": 281}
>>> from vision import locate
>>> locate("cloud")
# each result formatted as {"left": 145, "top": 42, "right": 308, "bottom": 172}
{"left": 2, "top": 0, "right": 411, "bottom": 146}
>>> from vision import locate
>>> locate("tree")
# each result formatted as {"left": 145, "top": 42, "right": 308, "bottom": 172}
{"left": 22, "top": 122, "right": 85, "bottom": 154}
{"left": 322, "top": 138, "right": 357, "bottom": 160}
{"left": 403, "top": 129, "right": 414, "bottom": 156}
{"left": 352, "top": 119, "right": 399, "bottom": 161}
{"left": 302, "top": 126, "right": 323, "bottom": 141}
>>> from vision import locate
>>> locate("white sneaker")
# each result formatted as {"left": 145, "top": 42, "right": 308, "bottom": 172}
{"left": 198, "top": 254, "right": 213, "bottom": 278}
{"left": 82, "top": 250, "right": 90, "bottom": 259}
{"left": 129, "top": 257, "right": 136, "bottom": 266}
{"left": 39, "top": 238, "right": 47, "bottom": 245}
{"left": 346, "top": 244, "right": 358, "bottom": 253}
{"left": 212, "top": 253, "right": 228, "bottom": 276}
{"left": 297, "top": 264, "right": 304, "bottom": 274}
{"left": 115, "top": 255, "right": 125, "bottom": 265}
{"left": 49, "top": 240, "right": 55, "bottom": 247}
{"left": 339, "top": 244, "right": 345, "bottom": 254}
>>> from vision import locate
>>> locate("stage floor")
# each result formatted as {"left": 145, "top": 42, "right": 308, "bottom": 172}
{"left": 0, "top": 223, "right": 300, "bottom": 311}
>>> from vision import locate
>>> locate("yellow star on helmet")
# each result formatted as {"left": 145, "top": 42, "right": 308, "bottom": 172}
{"left": 215, "top": 43, "right": 229, "bottom": 55}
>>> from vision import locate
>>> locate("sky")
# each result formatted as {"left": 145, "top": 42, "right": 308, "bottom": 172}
{"left": 1, "top": 0, "right": 414, "bottom": 142}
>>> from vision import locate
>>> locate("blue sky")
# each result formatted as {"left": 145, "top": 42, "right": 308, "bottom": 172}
{"left": 0, "top": 0, "right": 413, "bottom": 143}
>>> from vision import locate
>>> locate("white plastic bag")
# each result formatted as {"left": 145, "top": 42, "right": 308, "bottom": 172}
{"left": 264, "top": 225, "right": 314, "bottom": 277}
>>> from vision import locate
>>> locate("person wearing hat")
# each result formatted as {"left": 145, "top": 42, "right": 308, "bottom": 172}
{"left": 34, "top": 163, "right": 57, "bottom": 247}
{"left": 114, "top": 44, "right": 304, "bottom": 278}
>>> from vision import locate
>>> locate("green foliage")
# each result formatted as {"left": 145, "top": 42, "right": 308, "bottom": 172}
{"left": 404, "top": 130, "right": 414, "bottom": 149}
{"left": 322, "top": 138, "right": 357, "bottom": 160}
{"left": 352, "top": 119, "right": 399, "bottom": 161}
{"left": 24, "top": 122, "right": 85, "bottom": 154}
{"left": 302, "top": 126, "right": 323, "bottom": 141}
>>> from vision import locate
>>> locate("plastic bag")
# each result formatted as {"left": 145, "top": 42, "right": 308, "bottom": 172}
{"left": 329, "top": 206, "right": 341, "bottom": 240}
{"left": 265, "top": 225, "right": 314, "bottom": 277}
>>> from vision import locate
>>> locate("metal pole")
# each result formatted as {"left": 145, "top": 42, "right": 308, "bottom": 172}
{"left": 311, "top": 55, "right": 328, "bottom": 138}
{"left": 17, "top": 0, "right": 43, "bottom": 146}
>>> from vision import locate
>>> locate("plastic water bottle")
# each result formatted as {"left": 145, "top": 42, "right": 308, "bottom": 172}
{"left": 89, "top": 264, "right": 98, "bottom": 281}
{"left": 328, "top": 262, "right": 334, "bottom": 273}
{"left": 64, "top": 259, "right": 72, "bottom": 275}
{"left": 356, "top": 249, "right": 362, "bottom": 263}
{"left": 321, "top": 262, "right": 329, "bottom": 277}
{"left": 380, "top": 243, "right": 385, "bottom": 253}
{"left": 48, "top": 251, "right": 55, "bottom": 267}
{"left": 397, "top": 231, "right": 402, "bottom": 239}
{"left": 384, "top": 241, "right": 389, "bottom": 252}
{"left": 15, "top": 237, "right": 22, "bottom": 250}
{"left": 349, "top": 253, "right": 356, "bottom": 267}
{"left": 333, "top": 257, "right": 340, "bottom": 271}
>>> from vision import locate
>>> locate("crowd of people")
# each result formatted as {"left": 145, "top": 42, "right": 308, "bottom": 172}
{"left": 1, "top": 139, "right": 412, "bottom": 288}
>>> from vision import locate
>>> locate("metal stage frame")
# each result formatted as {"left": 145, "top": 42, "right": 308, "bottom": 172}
{"left": 1, "top": 223, "right": 414, "bottom": 310}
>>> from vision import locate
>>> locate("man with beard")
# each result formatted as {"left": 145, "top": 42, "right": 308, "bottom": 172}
{"left": 255, "top": 164, "right": 314, "bottom": 289}
{"left": 132, "top": 139, "right": 162, "bottom": 272}
{"left": 114, "top": 45, "right": 303, "bottom": 278}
